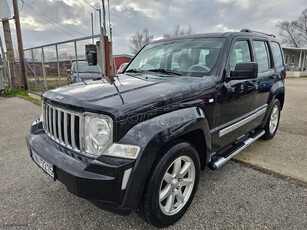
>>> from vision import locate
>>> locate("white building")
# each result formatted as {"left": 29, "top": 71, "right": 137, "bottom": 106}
{"left": 282, "top": 47, "right": 307, "bottom": 77}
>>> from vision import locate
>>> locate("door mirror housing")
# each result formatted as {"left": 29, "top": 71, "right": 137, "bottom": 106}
{"left": 230, "top": 62, "right": 258, "bottom": 79}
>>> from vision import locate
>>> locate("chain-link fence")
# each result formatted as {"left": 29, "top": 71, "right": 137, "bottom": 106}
{"left": 24, "top": 35, "right": 100, "bottom": 94}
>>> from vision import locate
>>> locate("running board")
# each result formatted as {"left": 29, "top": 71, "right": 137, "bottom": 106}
{"left": 208, "top": 130, "right": 265, "bottom": 170}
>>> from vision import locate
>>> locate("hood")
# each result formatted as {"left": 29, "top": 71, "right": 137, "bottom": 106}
{"left": 43, "top": 74, "right": 216, "bottom": 120}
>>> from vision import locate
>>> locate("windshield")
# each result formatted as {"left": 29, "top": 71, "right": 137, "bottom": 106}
{"left": 126, "top": 38, "right": 223, "bottom": 77}
{"left": 73, "top": 62, "right": 101, "bottom": 73}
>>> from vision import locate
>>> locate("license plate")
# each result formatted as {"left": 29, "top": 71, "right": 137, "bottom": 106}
{"left": 30, "top": 149, "right": 55, "bottom": 179}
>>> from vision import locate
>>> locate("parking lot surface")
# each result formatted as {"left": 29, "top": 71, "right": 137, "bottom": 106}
{"left": 234, "top": 78, "right": 307, "bottom": 185}
{"left": 0, "top": 78, "right": 307, "bottom": 229}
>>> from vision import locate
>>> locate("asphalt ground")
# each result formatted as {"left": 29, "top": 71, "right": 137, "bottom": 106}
{"left": 1, "top": 78, "right": 307, "bottom": 229}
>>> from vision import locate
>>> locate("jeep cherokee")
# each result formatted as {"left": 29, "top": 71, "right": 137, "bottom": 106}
{"left": 26, "top": 29, "right": 285, "bottom": 228}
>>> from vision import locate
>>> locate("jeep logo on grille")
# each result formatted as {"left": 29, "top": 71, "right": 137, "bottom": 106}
{"left": 55, "top": 95, "right": 64, "bottom": 100}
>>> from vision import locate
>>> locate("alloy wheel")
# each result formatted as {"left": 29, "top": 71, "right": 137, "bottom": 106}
{"left": 159, "top": 155, "right": 195, "bottom": 216}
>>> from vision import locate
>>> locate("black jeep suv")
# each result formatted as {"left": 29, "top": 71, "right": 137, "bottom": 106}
{"left": 26, "top": 29, "right": 285, "bottom": 228}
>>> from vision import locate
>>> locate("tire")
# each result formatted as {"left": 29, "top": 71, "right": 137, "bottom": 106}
{"left": 262, "top": 99, "right": 281, "bottom": 140}
{"left": 138, "top": 141, "right": 200, "bottom": 228}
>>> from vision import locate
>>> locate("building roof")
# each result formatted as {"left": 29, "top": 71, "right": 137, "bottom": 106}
{"left": 282, "top": 46, "right": 307, "bottom": 51}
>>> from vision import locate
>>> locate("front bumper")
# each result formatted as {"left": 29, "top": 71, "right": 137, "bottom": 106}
{"left": 26, "top": 122, "right": 135, "bottom": 214}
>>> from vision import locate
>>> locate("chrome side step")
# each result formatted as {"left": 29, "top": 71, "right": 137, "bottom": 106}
{"left": 208, "top": 130, "right": 265, "bottom": 170}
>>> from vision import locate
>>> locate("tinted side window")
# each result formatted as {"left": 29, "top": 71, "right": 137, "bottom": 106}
{"left": 229, "top": 40, "right": 251, "bottom": 71}
{"left": 253, "top": 41, "right": 271, "bottom": 72}
{"left": 271, "top": 42, "right": 284, "bottom": 68}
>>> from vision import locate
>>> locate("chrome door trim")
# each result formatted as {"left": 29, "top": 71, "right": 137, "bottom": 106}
{"left": 219, "top": 106, "right": 267, "bottom": 137}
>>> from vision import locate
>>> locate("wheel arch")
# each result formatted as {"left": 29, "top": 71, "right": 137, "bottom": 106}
{"left": 261, "top": 91, "right": 284, "bottom": 129}
{"left": 117, "top": 107, "right": 211, "bottom": 210}
{"left": 261, "top": 80, "right": 285, "bottom": 128}
{"left": 175, "top": 129, "right": 207, "bottom": 170}
{"left": 268, "top": 80, "right": 285, "bottom": 110}
{"left": 275, "top": 91, "right": 285, "bottom": 110}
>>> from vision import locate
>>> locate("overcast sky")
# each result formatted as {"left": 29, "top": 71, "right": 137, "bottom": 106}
{"left": 0, "top": 0, "right": 306, "bottom": 56}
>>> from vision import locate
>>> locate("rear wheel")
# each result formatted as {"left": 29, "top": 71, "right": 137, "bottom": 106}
{"left": 262, "top": 99, "right": 281, "bottom": 140}
{"left": 138, "top": 141, "right": 200, "bottom": 228}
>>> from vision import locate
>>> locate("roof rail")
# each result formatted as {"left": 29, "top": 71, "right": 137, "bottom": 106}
{"left": 240, "top": 29, "right": 276, "bottom": 38}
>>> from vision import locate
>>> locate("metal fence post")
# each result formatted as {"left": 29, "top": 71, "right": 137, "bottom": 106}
{"left": 31, "top": 49, "right": 37, "bottom": 92}
{"left": 74, "top": 41, "right": 79, "bottom": 82}
{"left": 55, "top": 45, "right": 61, "bottom": 87}
{"left": 41, "top": 47, "right": 48, "bottom": 90}
{"left": 24, "top": 56, "right": 29, "bottom": 91}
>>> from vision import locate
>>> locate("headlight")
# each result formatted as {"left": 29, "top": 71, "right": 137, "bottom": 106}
{"left": 84, "top": 114, "right": 113, "bottom": 156}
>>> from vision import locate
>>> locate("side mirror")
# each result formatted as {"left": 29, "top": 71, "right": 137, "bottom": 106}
{"left": 87, "top": 51, "right": 97, "bottom": 66}
{"left": 66, "top": 69, "right": 71, "bottom": 74}
{"left": 230, "top": 62, "right": 258, "bottom": 79}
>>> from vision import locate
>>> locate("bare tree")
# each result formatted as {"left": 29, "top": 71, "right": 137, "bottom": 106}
{"left": 129, "top": 28, "right": 154, "bottom": 54}
{"left": 163, "top": 25, "right": 196, "bottom": 38}
{"left": 276, "top": 9, "right": 307, "bottom": 47}
{"left": 296, "top": 9, "right": 307, "bottom": 41}
{"left": 277, "top": 21, "right": 303, "bottom": 47}
{"left": 45, "top": 51, "right": 56, "bottom": 61}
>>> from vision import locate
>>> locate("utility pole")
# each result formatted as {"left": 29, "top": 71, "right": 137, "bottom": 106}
{"left": 102, "top": 0, "right": 106, "bottom": 35}
{"left": 2, "top": 19, "right": 15, "bottom": 87}
{"left": 12, "top": 0, "right": 28, "bottom": 90}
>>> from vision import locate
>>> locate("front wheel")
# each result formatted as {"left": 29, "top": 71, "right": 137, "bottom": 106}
{"left": 262, "top": 99, "right": 281, "bottom": 140}
{"left": 138, "top": 141, "right": 200, "bottom": 228}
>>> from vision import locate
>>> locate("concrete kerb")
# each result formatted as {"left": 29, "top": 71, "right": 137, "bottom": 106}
{"left": 28, "top": 92, "right": 42, "bottom": 102}
{"left": 232, "top": 159, "right": 307, "bottom": 188}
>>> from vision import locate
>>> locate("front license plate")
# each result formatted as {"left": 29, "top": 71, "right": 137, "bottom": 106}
{"left": 30, "top": 149, "right": 55, "bottom": 179}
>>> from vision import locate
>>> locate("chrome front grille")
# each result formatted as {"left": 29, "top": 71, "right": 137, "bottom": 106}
{"left": 42, "top": 102, "right": 83, "bottom": 153}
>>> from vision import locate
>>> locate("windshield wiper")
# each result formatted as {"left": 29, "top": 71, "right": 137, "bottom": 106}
{"left": 125, "top": 69, "right": 144, "bottom": 74}
{"left": 147, "top": 68, "right": 182, "bottom": 76}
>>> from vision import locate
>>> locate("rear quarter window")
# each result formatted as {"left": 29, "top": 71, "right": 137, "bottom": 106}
{"left": 253, "top": 40, "right": 271, "bottom": 73}
{"left": 271, "top": 42, "right": 284, "bottom": 68}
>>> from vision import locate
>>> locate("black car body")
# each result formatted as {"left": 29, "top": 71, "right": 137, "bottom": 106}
{"left": 27, "top": 30, "right": 285, "bottom": 227}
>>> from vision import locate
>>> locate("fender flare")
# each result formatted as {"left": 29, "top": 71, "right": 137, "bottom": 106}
{"left": 117, "top": 106, "right": 211, "bottom": 210}
{"left": 262, "top": 80, "right": 285, "bottom": 127}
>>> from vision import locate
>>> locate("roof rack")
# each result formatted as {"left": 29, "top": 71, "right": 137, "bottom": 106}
{"left": 240, "top": 29, "right": 276, "bottom": 38}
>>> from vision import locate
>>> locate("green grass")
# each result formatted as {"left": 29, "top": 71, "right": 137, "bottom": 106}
{"left": 1, "top": 88, "right": 41, "bottom": 105}
{"left": 26, "top": 75, "right": 68, "bottom": 93}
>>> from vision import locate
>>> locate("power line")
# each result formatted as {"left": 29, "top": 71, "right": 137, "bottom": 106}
{"left": 82, "top": 0, "right": 97, "bottom": 10}
{"left": 21, "top": 0, "right": 88, "bottom": 37}
{"left": 23, "top": 0, "right": 87, "bottom": 36}
{"left": 19, "top": 0, "right": 24, "bottom": 12}
{"left": 22, "top": 2, "right": 76, "bottom": 38}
